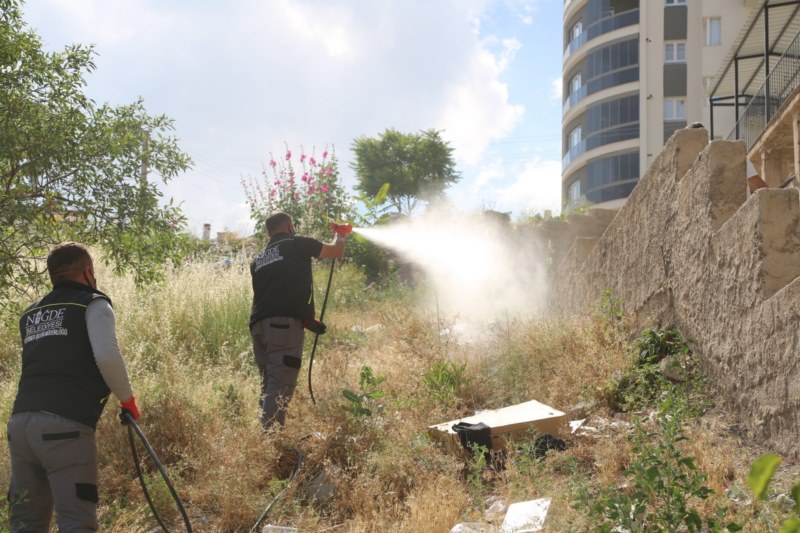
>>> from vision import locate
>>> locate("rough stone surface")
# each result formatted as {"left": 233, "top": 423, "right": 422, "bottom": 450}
{"left": 549, "top": 128, "right": 800, "bottom": 457}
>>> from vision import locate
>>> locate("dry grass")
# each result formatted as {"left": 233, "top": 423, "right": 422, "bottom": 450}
{"left": 0, "top": 259, "right": 795, "bottom": 532}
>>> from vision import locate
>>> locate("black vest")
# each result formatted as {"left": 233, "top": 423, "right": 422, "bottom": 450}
{"left": 13, "top": 281, "right": 112, "bottom": 429}
{"left": 249, "top": 234, "right": 319, "bottom": 327}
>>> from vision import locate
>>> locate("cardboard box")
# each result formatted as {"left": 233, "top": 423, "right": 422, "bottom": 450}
{"left": 428, "top": 399, "right": 568, "bottom": 454}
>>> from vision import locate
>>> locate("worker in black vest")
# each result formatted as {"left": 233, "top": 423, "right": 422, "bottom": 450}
{"left": 250, "top": 212, "right": 346, "bottom": 428}
{"left": 6, "top": 242, "right": 140, "bottom": 532}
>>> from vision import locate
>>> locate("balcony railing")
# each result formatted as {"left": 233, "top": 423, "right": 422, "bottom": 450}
{"left": 562, "top": 122, "right": 640, "bottom": 168}
{"left": 563, "top": 66, "right": 639, "bottom": 114}
{"left": 564, "top": 9, "right": 639, "bottom": 60}
{"left": 728, "top": 28, "right": 800, "bottom": 149}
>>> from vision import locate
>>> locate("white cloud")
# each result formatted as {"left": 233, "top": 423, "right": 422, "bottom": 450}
{"left": 493, "top": 158, "right": 562, "bottom": 214}
{"left": 22, "top": 0, "right": 549, "bottom": 234}
{"left": 438, "top": 43, "right": 525, "bottom": 166}
{"left": 44, "top": 0, "right": 187, "bottom": 46}
{"left": 551, "top": 76, "right": 563, "bottom": 102}
{"left": 498, "top": 38, "right": 522, "bottom": 70}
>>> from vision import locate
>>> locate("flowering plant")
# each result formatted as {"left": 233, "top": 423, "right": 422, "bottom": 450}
{"left": 243, "top": 145, "right": 352, "bottom": 239}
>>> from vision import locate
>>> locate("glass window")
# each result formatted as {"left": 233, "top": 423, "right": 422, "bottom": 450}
{"left": 666, "top": 0, "right": 686, "bottom": 5}
{"left": 665, "top": 42, "right": 686, "bottom": 63}
{"left": 569, "top": 181, "right": 581, "bottom": 203}
{"left": 572, "top": 21, "right": 583, "bottom": 41}
{"left": 705, "top": 18, "right": 721, "bottom": 46}
{"left": 569, "top": 127, "right": 582, "bottom": 148}
{"left": 586, "top": 152, "right": 640, "bottom": 193}
{"left": 570, "top": 74, "right": 582, "bottom": 94}
{"left": 664, "top": 98, "right": 686, "bottom": 120}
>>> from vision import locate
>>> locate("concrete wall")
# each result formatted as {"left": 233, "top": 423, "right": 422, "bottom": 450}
{"left": 550, "top": 128, "right": 800, "bottom": 456}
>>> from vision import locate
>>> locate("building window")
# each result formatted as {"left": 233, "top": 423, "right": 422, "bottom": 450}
{"left": 665, "top": 42, "right": 686, "bottom": 63}
{"left": 664, "top": 98, "right": 686, "bottom": 120}
{"left": 570, "top": 74, "right": 582, "bottom": 95}
{"left": 572, "top": 21, "right": 583, "bottom": 41}
{"left": 666, "top": 0, "right": 686, "bottom": 5}
{"left": 705, "top": 18, "right": 721, "bottom": 46}
{"left": 569, "top": 126, "right": 582, "bottom": 148}
{"left": 569, "top": 181, "right": 581, "bottom": 204}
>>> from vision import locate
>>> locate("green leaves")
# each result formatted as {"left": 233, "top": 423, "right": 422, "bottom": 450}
{"left": 242, "top": 147, "right": 353, "bottom": 241}
{"left": 749, "top": 453, "right": 783, "bottom": 500}
{"left": 422, "top": 358, "right": 467, "bottom": 407}
{"left": 342, "top": 365, "right": 386, "bottom": 418}
{"left": 781, "top": 516, "right": 800, "bottom": 533}
{"left": 1, "top": 3, "right": 192, "bottom": 298}
{"left": 746, "top": 455, "right": 800, "bottom": 532}
{"left": 351, "top": 128, "right": 459, "bottom": 215}
{"left": 590, "top": 389, "right": 737, "bottom": 531}
{"left": 792, "top": 484, "right": 800, "bottom": 514}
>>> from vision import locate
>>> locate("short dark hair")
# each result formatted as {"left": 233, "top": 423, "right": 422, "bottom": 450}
{"left": 47, "top": 242, "right": 92, "bottom": 284}
{"left": 265, "top": 212, "right": 292, "bottom": 234}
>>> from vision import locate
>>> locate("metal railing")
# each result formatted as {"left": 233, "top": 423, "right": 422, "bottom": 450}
{"left": 564, "top": 9, "right": 639, "bottom": 60}
{"left": 563, "top": 65, "right": 639, "bottom": 115}
{"left": 562, "top": 123, "right": 640, "bottom": 168}
{"left": 728, "top": 28, "right": 800, "bottom": 149}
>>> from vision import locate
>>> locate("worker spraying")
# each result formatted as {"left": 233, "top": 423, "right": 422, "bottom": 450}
{"left": 249, "top": 212, "right": 351, "bottom": 429}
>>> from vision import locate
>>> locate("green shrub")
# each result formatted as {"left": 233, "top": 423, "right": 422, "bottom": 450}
{"left": 422, "top": 358, "right": 467, "bottom": 408}
{"left": 608, "top": 326, "right": 703, "bottom": 412}
{"left": 342, "top": 365, "right": 386, "bottom": 418}
{"left": 590, "top": 391, "right": 740, "bottom": 532}
{"left": 636, "top": 327, "right": 690, "bottom": 365}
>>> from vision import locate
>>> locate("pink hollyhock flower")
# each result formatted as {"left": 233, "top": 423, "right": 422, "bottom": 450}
{"left": 300, "top": 153, "right": 307, "bottom": 162}
{"left": 285, "top": 151, "right": 291, "bottom": 160}
{"left": 324, "top": 167, "right": 333, "bottom": 175}
{"left": 270, "top": 160, "right": 277, "bottom": 168}
{"left": 309, "top": 184, "right": 317, "bottom": 192}
{"left": 300, "top": 174, "right": 308, "bottom": 182}
{"left": 321, "top": 185, "right": 330, "bottom": 192}
{"left": 322, "top": 150, "right": 328, "bottom": 159}
{"left": 309, "top": 157, "right": 316, "bottom": 166}
{"left": 269, "top": 189, "right": 276, "bottom": 197}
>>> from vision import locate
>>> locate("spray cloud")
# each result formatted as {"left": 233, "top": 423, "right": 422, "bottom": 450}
{"left": 354, "top": 209, "right": 550, "bottom": 328}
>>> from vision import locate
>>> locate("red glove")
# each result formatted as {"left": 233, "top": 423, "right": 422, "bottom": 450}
{"left": 303, "top": 319, "right": 327, "bottom": 335}
{"left": 331, "top": 223, "right": 353, "bottom": 237}
{"left": 120, "top": 395, "right": 140, "bottom": 424}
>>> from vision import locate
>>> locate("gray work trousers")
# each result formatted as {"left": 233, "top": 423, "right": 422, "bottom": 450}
{"left": 6, "top": 411, "right": 99, "bottom": 532}
{"left": 251, "top": 316, "right": 305, "bottom": 428}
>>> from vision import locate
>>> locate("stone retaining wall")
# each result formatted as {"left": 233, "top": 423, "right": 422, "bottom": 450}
{"left": 551, "top": 128, "right": 800, "bottom": 456}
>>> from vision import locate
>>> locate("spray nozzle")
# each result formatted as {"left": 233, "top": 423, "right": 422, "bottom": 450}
{"left": 331, "top": 223, "right": 353, "bottom": 237}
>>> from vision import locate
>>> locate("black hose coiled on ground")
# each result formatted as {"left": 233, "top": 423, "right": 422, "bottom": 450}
{"left": 249, "top": 446, "right": 304, "bottom": 533}
{"left": 123, "top": 411, "right": 193, "bottom": 532}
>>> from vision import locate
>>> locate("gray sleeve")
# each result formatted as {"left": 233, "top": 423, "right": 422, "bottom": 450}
{"left": 86, "top": 299, "right": 134, "bottom": 402}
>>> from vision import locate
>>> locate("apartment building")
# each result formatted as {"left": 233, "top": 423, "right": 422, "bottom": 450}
{"left": 562, "top": 0, "right": 755, "bottom": 210}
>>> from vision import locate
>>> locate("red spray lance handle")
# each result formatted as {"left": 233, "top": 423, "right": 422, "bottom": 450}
{"left": 331, "top": 223, "right": 353, "bottom": 237}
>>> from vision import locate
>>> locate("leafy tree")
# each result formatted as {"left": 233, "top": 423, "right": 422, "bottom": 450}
{"left": 1, "top": 0, "right": 192, "bottom": 301}
{"left": 350, "top": 128, "right": 459, "bottom": 214}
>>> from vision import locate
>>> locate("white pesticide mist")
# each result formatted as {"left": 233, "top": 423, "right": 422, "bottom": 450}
{"left": 354, "top": 210, "right": 550, "bottom": 335}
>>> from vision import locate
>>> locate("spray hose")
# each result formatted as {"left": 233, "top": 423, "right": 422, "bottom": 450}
{"left": 308, "top": 222, "right": 352, "bottom": 404}
{"left": 308, "top": 257, "right": 336, "bottom": 405}
{"left": 122, "top": 411, "right": 192, "bottom": 532}
{"left": 249, "top": 446, "right": 304, "bottom": 533}
{"left": 124, "top": 409, "right": 304, "bottom": 532}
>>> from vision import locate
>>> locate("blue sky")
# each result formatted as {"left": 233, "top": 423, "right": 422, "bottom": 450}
{"left": 22, "top": 0, "right": 564, "bottom": 236}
